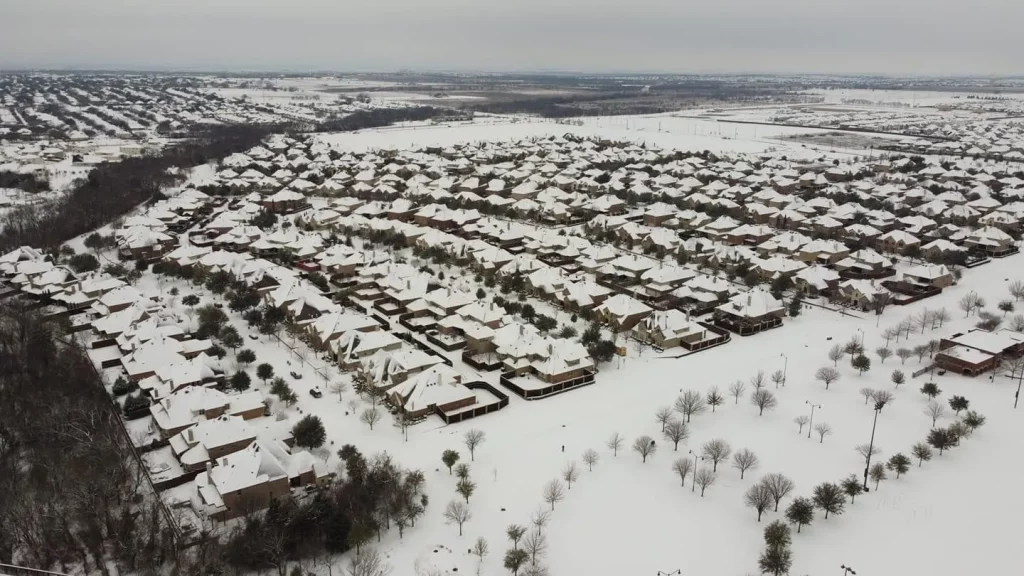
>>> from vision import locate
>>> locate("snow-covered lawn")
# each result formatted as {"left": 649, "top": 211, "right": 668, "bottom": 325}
{"left": 179, "top": 250, "right": 1021, "bottom": 576}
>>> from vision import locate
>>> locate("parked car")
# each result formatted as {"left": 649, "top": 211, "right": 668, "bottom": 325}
{"left": 309, "top": 387, "right": 323, "bottom": 398}
{"left": 290, "top": 371, "right": 303, "bottom": 379}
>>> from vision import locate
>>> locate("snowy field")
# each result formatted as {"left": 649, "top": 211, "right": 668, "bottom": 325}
{"left": 47, "top": 107, "right": 1024, "bottom": 575}
{"left": 314, "top": 114, "right": 830, "bottom": 157}
{"left": 240, "top": 250, "right": 1017, "bottom": 576}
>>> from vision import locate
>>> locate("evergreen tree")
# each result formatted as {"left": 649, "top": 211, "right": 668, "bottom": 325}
{"left": 886, "top": 453, "right": 911, "bottom": 478}
{"left": 442, "top": 449, "right": 460, "bottom": 474}
{"left": 292, "top": 415, "right": 326, "bottom": 449}
{"left": 812, "top": 482, "right": 846, "bottom": 519}
{"left": 785, "top": 497, "right": 814, "bottom": 533}
{"left": 840, "top": 474, "right": 862, "bottom": 503}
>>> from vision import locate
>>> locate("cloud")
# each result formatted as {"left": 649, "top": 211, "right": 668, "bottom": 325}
{"left": 1, "top": 0, "right": 1020, "bottom": 75}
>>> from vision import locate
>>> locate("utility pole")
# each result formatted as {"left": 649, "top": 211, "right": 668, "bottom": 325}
{"left": 781, "top": 353, "right": 788, "bottom": 386}
{"left": 863, "top": 402, "right": 882, "bottom": 491}
{"left": 806, "top": 401, "right": 821, "bottom": 439}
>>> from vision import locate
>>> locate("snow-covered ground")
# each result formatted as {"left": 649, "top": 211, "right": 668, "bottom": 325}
{"left": 314, "top": 114, "right": 829, "bottom": 157}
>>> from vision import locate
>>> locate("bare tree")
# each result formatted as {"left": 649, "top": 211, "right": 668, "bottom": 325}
{"left": 732, "top": 449, "right": 759, "bottom": 479}
{"left": 329, "top": 380, "right": 349, "bottom": 401}
{"left": 1010, "top": 314, "right": 1024, "bottom": 333}
{"left": 472, "top": 537, "right": 489, "bottom": 575}
{"left": 933, "top": 307, "right": 950, "bottom": 328}
{"left": 882, "top": 326, "right": 899, "bottom": 347}
{"left": 763, "top": 473, "right": 795, "bottom": 511}
{"left": 815, "top": 367, "right": 840, "bottom": 389}
{"left": 855, "top": 444, "right": 882, "bottom": 466}
{"left": 750, "top": 369, "right": 767, "bottom": 390}
{"left": 814, "top": 422, "right": 832, "bottom": 443}
{"left": 914, "top": 308, "right": 932, "bottom": 334}
{"left": 876, "top": 347, "right": 892, "bottom": 364}
{"left": 530, "top": 507, "right": 551, "bottom": 535}
{"left": 633, "top": 435, "right": 657, "bottom": 463}
{"left": 443, "top": 500, "right": 472, "bottom": 536}
{"left": 522, "top": 529, "right": 547, "bottom": 566}
{"left": 872, "top": 390, "right": 894, "bottom": 411}
{"left": 663, "top": 420, "right": 689, "bottom": 451}
{"left": 347, "top": 548, "right": 393, "bottom": 576}
{"left": 561, "top": 462, "right": 579, "bottom": 490}
{"left": 694, "top": 468, "right": 717, "bottom": 497}
{"left": 581, "top": 449, "right": 600, "bottom": 471}
{"left": 745, "top": 481, "right": 773, "bottom": 521}
{"left": 793, "top": 415, "right": 810, "bottom": 434}
{"left": 702, "top": 439, "right": 732, "bottom": 472}
{"left": 1009, "top": 279, "right": 1024, "bottom": 302}
{"left": 347, "top": 398, "right": 360, "bottom": 415}
{"left": 464, "top": 429, "right": 486, "bottom": 461}
{"left": 896, "top": 347, "right": 912, "bottom": 364}
{"left": 655, "top": 406, "right": 674, "bottom": 432}
{"left": 674, "top": 390, "right": 706, "bottom": 422}
{"left": 607, "top": 432, "right": 624, "bottom": 457}
{"left": 728, "top": 380, "right": 747, "bottom": 404}
{"left": 912, "top": 344, "right": 929, "bottom": 362}
{"left": 828, "top": 344, "right": 844, "bottom": 366}
{"left": 706, "top": 386, "right": 725, "bottom": 411}
{"left": 542, "top": 479, "right": 565, "bottom": 510}
{"left": 360, "top": 407, "right": 381, "bottom": 430}
{"left": 924, "top": 401, "right": 946, "bottom": 427}
{"left": 671, "top": 458, "right": 694, "bottom": 487}
{"left": 859, "top": 387, "right": 876, "bottom": 405}
{"left": 751, "top": 389, "right": 778, "bottom": 415}
{"left": 770, "top": 370, "right": 785, "bottom": 389}
{"left": 960, "top": 292, "right": 981, "bottom": 317}
{"left": 899, "top": 317, "right": 914, "bottom": 339}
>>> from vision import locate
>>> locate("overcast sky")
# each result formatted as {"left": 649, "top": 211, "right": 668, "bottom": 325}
{"left": 2, "top": 0, "right": 1021, "bottom": 76}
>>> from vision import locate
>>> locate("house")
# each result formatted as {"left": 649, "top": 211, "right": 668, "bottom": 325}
{"left": 387, "top": 365, "right": 476, "bottom": 419}
{"left": 936, "top": 329, "right": 1024, "bottom": 375}
{"left": 150, "top": 387, "right": 266, "bottom": 438}
{"left": 900, "top": 264, "right": 954, "bottom": 289}
{"left": 307, "top": 311, "right": 379, "bottom": 351}
{"left": 713, "top": 289, "right": 784, "bottom": 335}
{"left": 194, "top": 439, "right": 329, "bottom": 520}
{"left": 170, "top": 415, "right": 257, "bottom": 472}
{"left": 834, "top": 249, "right": 895, "bottom": 278}
{"left": 594, "top": 294, "right": 653, "bottom": 331}
{"left": 794, "top": 265, "right": 841, "bottom": 296}
{"left": 261, "top": 189, "right": 308, "bottom": 213}
{"left": 833, "top": 279, "right": 890, "bottom": 311}
{"left": 876, "top": 230, "right": 921, "bottom": 255}
{"left": 632, "top": 310, "right": 711, "bottom": 349}
{"left": 964, "top": 226, "right": 1016, "bottom": 257}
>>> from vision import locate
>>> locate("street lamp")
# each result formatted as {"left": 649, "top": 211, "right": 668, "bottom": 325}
{"left": 841, "top": 564, "right": 856, "bottom": 575}
{"left": 863, "top": 400, "right": 883, "bottom": 491}
{"left": 688, "top": 449, "right": 703, "bottom": 493}
{"left": 780, "top": 353, "right": 788, "bottom": 386}
{"left": 805, "top": 401, "right": 821, "bottom": 439}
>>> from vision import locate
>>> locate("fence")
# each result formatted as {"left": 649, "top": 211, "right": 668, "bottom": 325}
{"left": 499, "top": 369, "right": 597, "bottom": 400}
{"left": 436, "top": 381, "right": 510, "bottom": 424}
{"left": 911, "top": 364, "right": 934, "bottom": 379}
{"left": 461, "top": 351, "right": 503, "bottom": 372}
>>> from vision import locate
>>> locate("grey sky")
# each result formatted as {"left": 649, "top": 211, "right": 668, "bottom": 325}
{"left": 2, "top": 0, "right": 1021, "bottom": 75}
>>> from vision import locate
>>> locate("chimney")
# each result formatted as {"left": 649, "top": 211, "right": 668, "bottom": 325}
{"left": 187, "top": 428, "right": 194, "bottom": 442}
{"left": 747, "top": 294, "right": 752, "bottom": 306}
{"left": 206, "top": 461, "right": 213, "bottom": 475}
